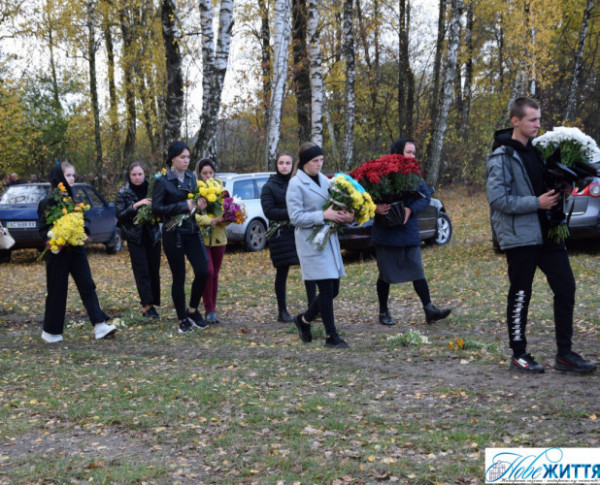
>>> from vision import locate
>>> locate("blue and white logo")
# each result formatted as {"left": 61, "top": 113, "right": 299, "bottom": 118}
{"left": 485, "top": 448, "right": 600, "bottom": 483}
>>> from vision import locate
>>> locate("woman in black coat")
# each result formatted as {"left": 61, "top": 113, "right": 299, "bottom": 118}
{"left": 115, "top": 162, "right": 162, "bottom": 319}
{"left": 260, "top": 152, "right": 316, "bottom": 322}
{"left": 37, "top": 162, "right": 117, "bottom": 343}
{"left": 152, "top": 141, "right": 209, "bottom": 333}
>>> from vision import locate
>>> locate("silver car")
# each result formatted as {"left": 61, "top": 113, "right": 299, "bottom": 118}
{"left": 567, "top": 161, "right": 600, "bottom": 240}
{"left": 216, "top": 172, "right": 273, "bottom": 251}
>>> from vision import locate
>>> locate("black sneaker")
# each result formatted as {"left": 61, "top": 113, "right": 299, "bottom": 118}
{"left": 205, "top": 311, "right": 220, "bottom": 324}
{"left": 178, "top": 318, "right": 193, "bottom": 334}
{"left": 325, "top": 335, "right": 349, "bottom": 349}
{"left": 187, "top": 310, "right": 208, "bottom": 329}
{"left": 554, "top": 351, "right": 597, "bottom": 374}
{"left": 143, "top": 307, "right": 160, "bottom": 319}
{"left": 293, "top": 314, "right": 312, "bottom": 343}
{"left": 510, "top": 353, "right": 545, "bottom": 373}
{"left": 378, "top": 311, "right": 396, "bottom": 326}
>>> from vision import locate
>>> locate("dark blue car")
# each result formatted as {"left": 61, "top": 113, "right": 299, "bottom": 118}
{"left": 0, "top": 183, "right": 122, "bottom": 262}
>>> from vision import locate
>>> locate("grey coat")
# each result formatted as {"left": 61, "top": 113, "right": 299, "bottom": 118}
{"left": 286, "top": 170, "right": 345, "bottom": 281}
{"left": 486, "top": 145, "right": 543, "bottom": 250}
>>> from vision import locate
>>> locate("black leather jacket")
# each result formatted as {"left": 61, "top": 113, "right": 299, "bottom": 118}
{"left": 115, "top": 182, "right": 161, "bottom": 245}
{"left": 152, "top": 169, "right": 199, "bottom": 235}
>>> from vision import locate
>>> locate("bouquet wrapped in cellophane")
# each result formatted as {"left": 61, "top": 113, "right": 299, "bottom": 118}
{"left": 308, "top": 173, "right": 376, "bottom": 250}
{"left": 533, "top": 126, "right": 600, "bottom": 242}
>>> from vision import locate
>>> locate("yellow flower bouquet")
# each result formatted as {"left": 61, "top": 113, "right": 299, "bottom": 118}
{"left": 39, "top": 182, "right": 90, "bottom": 259}
{"left": 308, "top": 173, "right": 376, "bottom": 250}
{"left": 164, "top": 177, "right": 225, "bottom": 231}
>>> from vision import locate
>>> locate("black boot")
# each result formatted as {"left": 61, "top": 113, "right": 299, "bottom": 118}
{"left": 278, "top": 310, "right": 293, "bottom": 322}
{"left": 424, "top": 303, "right": 451, "bottom": 324}
{"left": 378, "top": 311, "right": 396, "bottom": 326}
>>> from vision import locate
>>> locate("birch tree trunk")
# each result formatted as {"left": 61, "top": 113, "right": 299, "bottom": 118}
{"left": 258, "top": 0, "right": 271, "bottom": 128}
{"left": 461, "top": 0, "right": 473, "bottom": 144}
{"left": 193, "top": 0, "right": 234, "bottom": 162}
{"left": 427, "top": 0, "right": 462, "bottom": 187}
{"left": 292, "top": 0, "right": 311, "bottom": 141}
{"left": 307, "top": 0, "right": 323, "bottom": 145}
{"left": 86, "top": 0, "right": 104, "bottom": 194}
{"left": 161, "top": 0, "right": 184, "bottom": 152}
{"left": 342, "top": 0, "right": 355, "bottom": 170}
{"left": 265, "top": 0, "right": 291, "bottom": 171}
{"left": 563, "top": 0, "right": 594, "bottom": 122}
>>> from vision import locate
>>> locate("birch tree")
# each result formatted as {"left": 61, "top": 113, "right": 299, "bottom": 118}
{"left": 307, "top": 0, "right": 323, "bottom": 145}
{"left": 563, "top": 0, "right": 595, "bottom": 122}
{"left": 342, "top": 0, "right": 355, "bottom": 170}
{"left": 265, "top": 0, "right": 291, "bottom": 170}
{"left": 161, "top": 0, "right": 184, "bottom": 150}
{"left": 193, "top": 0, "right": 234, "bottom": 161}
{"left": 427, "top": 0, "right": 462, "bottom": 186}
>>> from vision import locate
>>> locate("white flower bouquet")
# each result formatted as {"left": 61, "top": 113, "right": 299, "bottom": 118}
{"left": 532, "top": 126, "right": 600, "bottom": 242}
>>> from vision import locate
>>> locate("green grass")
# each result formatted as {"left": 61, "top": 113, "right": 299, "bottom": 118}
{"left": 1, "top": 186, "right": 599, "bottom": 484}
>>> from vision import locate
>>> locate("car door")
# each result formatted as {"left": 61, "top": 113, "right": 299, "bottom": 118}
{"left": 73, "top": 186, "right": 114, "bottom": 243}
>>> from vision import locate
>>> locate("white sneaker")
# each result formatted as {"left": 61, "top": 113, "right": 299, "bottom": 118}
{"left": 94, "top": 322, "right": 117, "bottom": 340}
{"left": 42, "top": 331, "right": 63, "bottom": 343}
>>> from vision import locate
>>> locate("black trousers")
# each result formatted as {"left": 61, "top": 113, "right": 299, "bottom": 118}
{"left": 127, "top": 231, "right": 161, "bottom": 307}
{"left": 274, "top": 265, "right": 317, "bottom": 312}
{"left": 303, "top": 278, "right": 340, "bottom": 338}
{"left": 505, "top": 244, "right": 575, "bottom": 356}
{"left": 162, "top": 231, "right": 208, "bottom": 320}
{"left": 43, "top": 246, "right": 109, "bottom": 334}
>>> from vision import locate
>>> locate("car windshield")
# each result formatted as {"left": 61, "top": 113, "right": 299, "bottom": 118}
{"left": 0, "top": 185, "right": 48, "bottom": 205}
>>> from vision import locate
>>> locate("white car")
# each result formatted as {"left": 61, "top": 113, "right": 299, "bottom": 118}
{"left": 216, "top": 172, "right": 273, "bottom": 251}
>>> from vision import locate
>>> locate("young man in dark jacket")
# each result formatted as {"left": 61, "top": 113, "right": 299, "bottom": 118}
{"left": 486, "top": 97, "right": 596, "bottom": 374}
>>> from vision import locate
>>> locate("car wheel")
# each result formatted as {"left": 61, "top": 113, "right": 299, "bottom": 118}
{"left": 434, "top": 212, "right": 452, "bottom": 245}
{"left": 0, "top": 250, "right": 11, "bottom": 263}
{"left": 105, "top": 228, "right": 123, "bottom": 254}
{"left": 244, "top": 219, "right": 266, "bottom": 251}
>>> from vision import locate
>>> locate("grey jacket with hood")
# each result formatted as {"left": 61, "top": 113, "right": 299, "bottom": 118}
{"left": 486, "top": 128, "right": 544, "bottom": 250}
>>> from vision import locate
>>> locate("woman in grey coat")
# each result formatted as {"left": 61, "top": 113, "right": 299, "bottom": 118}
{"left": 285, "top": 142, "right": 354, "bottom": 348}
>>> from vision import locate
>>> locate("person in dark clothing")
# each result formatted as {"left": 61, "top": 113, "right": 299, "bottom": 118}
{"left": 486, "top": 96, "right": 596, "bottom": 374}
{"left": 260, "top": 152, "right": 316, "bottom": 322}
{"left": 152, "top": 141, "right": 209, "bottom": 334}
{"left": 115, "top": 162, "right": 162, "bottom": 319}
{"left": 373, "top": 139, "right": 451, "bottom": 326}
{"left": 37, "top": 162, "right": 117, "bottom": 343}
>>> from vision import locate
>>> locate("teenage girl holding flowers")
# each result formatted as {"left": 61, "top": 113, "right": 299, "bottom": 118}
{"left": 194, "top": 158, "right": 228, "bottom": 324}
{"left": 152, "top": 141, "right": 209, "bottom": 333}
{"left": 115, "top": 162, "right": 162, "bottom": 319}
{"left": 286, "top": 142, "right": 354, "bottom": 348}
{"left": 261, "top": 152, "right": 316, "bottom": 322}
{"left": 37, "top": 162, "right": 117, "bottom": 343}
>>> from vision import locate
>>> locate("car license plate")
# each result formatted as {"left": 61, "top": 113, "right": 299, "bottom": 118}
{"left": 6, "top": 221, "right": 37, "bottom": 229}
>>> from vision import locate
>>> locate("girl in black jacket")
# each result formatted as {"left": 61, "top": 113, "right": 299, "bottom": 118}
{"left": 260, "top": 152, "right": 316, "bottom": 322}
{"left": 37, "top": 162, "right": 117, "bottom": 343}
{"left": 115, "top": 162, "right": 162, "bottom": 319}
{"left": 152, "top": 141, "right": 209, "bottom": 333}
